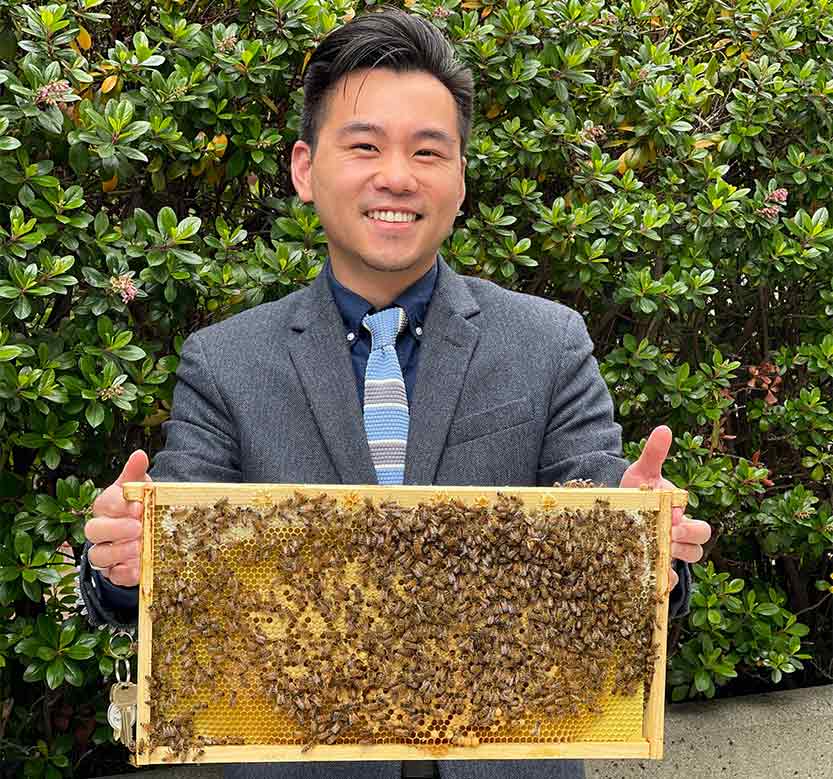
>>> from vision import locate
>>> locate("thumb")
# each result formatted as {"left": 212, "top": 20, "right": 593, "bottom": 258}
{"left": 116, "top": 450, "right": 150, "bottom": 486}
{"left": 632, "top": 426, "right": 672, "bottom": 482}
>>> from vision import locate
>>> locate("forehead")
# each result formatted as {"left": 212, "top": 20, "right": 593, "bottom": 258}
{"left": 321, "top": 68, "right": 459, "bottom": 141}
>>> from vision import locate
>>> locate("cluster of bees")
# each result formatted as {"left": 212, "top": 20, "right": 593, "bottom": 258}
{"left": 143, "top": 488, "right": 660, "bottom": 761}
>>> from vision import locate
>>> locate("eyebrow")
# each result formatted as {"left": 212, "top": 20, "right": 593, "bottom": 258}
{"left": 336, "top": 121, "right": 455, "bottom": 148}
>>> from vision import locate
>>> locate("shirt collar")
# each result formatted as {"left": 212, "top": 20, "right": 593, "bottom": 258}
{"left": 326, "top": 256, "right": 439, "bottom": 340}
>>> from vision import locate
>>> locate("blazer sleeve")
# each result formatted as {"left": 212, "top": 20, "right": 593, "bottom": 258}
{"left": 148, "top": 331, "right": 243, "bottom": 483}
{"left": 536, "top": 310, "right": 629, "bottom": 488}
{"left": 78, "top": 332, "right": 244, "bottom": 627}
{"left": 536, "top": 310, "right": 691, "bottom": 619}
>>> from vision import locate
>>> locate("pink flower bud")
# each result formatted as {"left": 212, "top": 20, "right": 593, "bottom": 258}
{"left": 757, "top": 205, "right": 780, "bottom": 220}
{"left": 109, "top": 274, "right": 138, "bottom": 303}
{"left": 34, "top": 80, "right": 71, "bottom": 107}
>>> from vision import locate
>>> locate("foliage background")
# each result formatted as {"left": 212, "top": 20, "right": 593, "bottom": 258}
{"left": 1, "top": 0, "right": 832, "bottom": 774}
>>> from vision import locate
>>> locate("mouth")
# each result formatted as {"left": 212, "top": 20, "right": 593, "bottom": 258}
{"left": 363, "top": 211, "right": 423, "bottom": 231}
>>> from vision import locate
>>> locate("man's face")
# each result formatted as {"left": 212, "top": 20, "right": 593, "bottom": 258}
{"left": 292, "top": 67, "right": 466, "bottom": 286}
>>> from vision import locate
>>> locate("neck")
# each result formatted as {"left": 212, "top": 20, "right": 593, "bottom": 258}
{"left": 329, "top": 255, "right": 436, "bottom": 309}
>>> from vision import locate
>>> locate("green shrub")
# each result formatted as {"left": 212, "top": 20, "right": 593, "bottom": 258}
{"left": 1, "top": 0, "right": 832, "bottom": 773}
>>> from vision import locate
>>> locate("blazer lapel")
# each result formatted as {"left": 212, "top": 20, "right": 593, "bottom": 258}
{"left": 288, "top": 271, "right": 378, "bottom": 485}
{"left": 404, "top": 260, "right": 481, "bottom": 484}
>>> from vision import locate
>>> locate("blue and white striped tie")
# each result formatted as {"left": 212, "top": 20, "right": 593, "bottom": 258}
{"left": 362, "top": 307, "right": 409, "bottom": 485}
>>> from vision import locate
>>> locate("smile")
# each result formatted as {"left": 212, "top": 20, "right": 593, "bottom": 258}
{"left": 364, "top": 210, "right": 422, "bottom": 223}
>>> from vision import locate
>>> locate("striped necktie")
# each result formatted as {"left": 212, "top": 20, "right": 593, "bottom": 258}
{"left": 362, "top": 307, "right": 409, "bottom": 485}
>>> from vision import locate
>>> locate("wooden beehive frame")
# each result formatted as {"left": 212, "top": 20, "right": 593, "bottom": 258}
{"left": 123, "top": 483, "right": 687, "bottom": 765}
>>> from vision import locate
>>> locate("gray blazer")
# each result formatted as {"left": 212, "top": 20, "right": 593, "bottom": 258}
{"left": 150, "top": 258, "right": 635, "bottom": 489}
{"left": 82, "top": 258, "right": 690, "bottom": 779}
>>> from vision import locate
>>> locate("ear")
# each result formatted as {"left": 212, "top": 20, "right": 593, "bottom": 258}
{"left": 458, "top": 156, "right": 467, "bottom": 211}
{"left": 291, "top": 140, "right": 314, "bottom": 203}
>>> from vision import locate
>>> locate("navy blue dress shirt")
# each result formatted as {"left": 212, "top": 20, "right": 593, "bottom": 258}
{"left": 326, "top": 258, "right": 438, "bottom": 406}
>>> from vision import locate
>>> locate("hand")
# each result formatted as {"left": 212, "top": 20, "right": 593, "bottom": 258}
{"left": 84, "top": 450, "right": 152, "bottom": 587}
{"left": 619, "top": 426, "right": 711, "bottom": 592}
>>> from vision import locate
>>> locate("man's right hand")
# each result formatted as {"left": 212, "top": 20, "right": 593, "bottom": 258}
{"left": 84, "top": 450, "right": 152, "bottom": 587}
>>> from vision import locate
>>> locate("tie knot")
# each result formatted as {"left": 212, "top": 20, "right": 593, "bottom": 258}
{"left": 363, "top": 307, "right": 408, "bottom": 350}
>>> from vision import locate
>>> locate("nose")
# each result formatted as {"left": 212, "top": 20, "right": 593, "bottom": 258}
{"left": 373, "top": 150, "right": 417, "bottom": 193}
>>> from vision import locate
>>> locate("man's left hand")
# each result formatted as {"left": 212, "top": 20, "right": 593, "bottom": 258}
{"left": 619, "top": 425, "right": 712, "bottom": 592}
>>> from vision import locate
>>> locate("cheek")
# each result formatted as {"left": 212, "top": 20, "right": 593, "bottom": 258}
{"left": 413, "top": 169, "right": 458, "bottom": 202}
{"left": 312, "top": 163, "right": 361, "bottom": 199}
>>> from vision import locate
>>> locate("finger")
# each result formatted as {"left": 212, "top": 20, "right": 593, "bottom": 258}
{"left": 93, "top": 461, "right": 151, "bottom": 522}
{"left": 672, "top": 506, "right": 684, "bottom": 527}
{"left": 88, "top": 539, "right": 141, "bottom": 569}
{"left": 671, "top": 542, "right": 703, "bottom": 563}
{"left": 116, "top": 450, "right": 150, "bottom": 485}
{"left": 667, "top": 567, "right": 679, "bottom": 593}
{"left": 85, "top": 516, "right": 142, "bottom": 544}
{"left": 634, "top": 426, "right": 672, "bottom": 482}
{"left": 671, "top": 519, "right": 712, "bottom": 545}
{"left": 92, "top": 483, "right": 145, "bottom": 521}
{"left": 106, "top": 561, "right": 140, "bottom": 588}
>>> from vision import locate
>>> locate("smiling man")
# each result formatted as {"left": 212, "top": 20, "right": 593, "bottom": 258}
{"left": 291, "top": 65, "right": 466, "bottom": 309}
{"left": 79, "top": 7, "right": 710, "bottom": 779}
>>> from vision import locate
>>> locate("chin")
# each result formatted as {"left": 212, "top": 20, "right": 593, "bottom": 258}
{"left": 361, "top": 254, "right": 431, "bottom": 274}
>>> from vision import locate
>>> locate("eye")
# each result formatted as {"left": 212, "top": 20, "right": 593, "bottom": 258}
{"left": 417, "top": 150, "right": 440, "bottom": 157}
{"left": 352, "top": 144, "right": 377, "bottom": 152}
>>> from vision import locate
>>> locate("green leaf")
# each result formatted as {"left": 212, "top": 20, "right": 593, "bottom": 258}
{"left": 113, "top": 345, "right": 146, "bottom": 361}
{"left": 75, "top": 634, "right": 99, "bottom": 650}
{"left": 14, "top": 531, "right": 32, "bottom": 564}
{"left": 59, "top": 622, "right": 77, "bottom": 648}
{"left": 176, "top": 216, "right": 201, "bottom": 240}
{"left": 0, "top": 345, "right": 24, "bottom": 361}
{"left": 35, "top": 568, "right": 61, "bottom": 585}
{"left": 85, "top": 400, "right": 105, "bottom": 428}
{"left": 756, "top": 603, "right": 780, "bottom": 616}
{"left": 22, "top": 576, "right": 42, "bottom": 601}
{"left": 65, "top": 644, "right": 94, "bottom": 660}
{"left": 671, "top": 685, "right": 689, "bottom": 702}
{"left": 14, "top": 295, "right": 32, "bottom": 319}
{"left": 157, "top": 206, "right": 177, "bottom": 236}
{"left": 46, "top": 657, "right": 65, "bottom": 689}
{"left": 43, "top": 445, "right": 60, "bottom": 470}
{"left": 23, "top": 662, "right": 44, "bottom": 682}
{"left": 63, "top": 658, "right": 84, "bottom": 686}
{"left": 694, "top": 670, "right": 711, "bottom": 692}
{"left": 69, "top": 143, "right": 90, "bottom": 175}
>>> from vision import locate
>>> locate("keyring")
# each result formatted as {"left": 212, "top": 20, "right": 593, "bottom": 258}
{"left": 108, "top": 629, "right": 136, "bottom": 684}
{"left": 115, "top": 657, "right": 131, "bottom": 684}
{"left": 108, "top": 629, "right": 135, "bottom": 659}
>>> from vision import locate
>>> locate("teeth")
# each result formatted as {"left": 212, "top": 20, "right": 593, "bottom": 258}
{"left": 366, "top": 210, "right": 418, "bottom": 223}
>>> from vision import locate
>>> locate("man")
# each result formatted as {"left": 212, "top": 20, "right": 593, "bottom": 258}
{"left": 80, "top": 8, "right": 711, "bottom": 779}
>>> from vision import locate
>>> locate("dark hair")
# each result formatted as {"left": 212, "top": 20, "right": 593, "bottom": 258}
{"left": 301, "top": 6, "right": 474, "bottom": 158}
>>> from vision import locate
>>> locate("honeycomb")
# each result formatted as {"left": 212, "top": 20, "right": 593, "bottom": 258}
{"left": 139, "top": 489, "right": 662, "bottom": 762}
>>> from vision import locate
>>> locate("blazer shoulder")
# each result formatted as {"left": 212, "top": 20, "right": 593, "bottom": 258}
{"left": 461, "top": 275, "right": 586, "bottom": 338}
{"left": 185, "top": 288, "right": 306, "bottom": 349}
